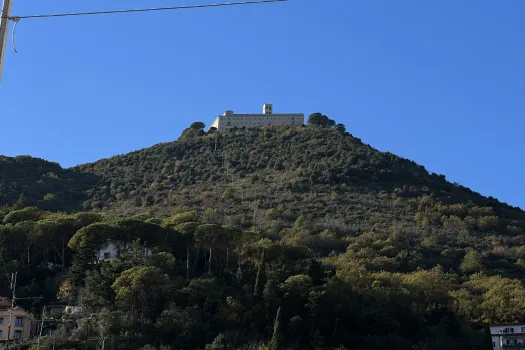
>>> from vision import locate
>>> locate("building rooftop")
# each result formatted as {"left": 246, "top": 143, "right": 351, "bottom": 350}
{"left": 219, "top": 112, "right": 304, "bottom": 117}
{"left": 220, "top": 104, "right": 303, "bottom": 117}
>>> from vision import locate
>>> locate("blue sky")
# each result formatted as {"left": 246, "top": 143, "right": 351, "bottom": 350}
{"left": 1, "top": 0, "right": 524, "bottom": 209}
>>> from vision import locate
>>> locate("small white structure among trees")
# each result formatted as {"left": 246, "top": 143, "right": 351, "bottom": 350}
{"left": 97, "top": 240, "right": 152, "bottom": 262}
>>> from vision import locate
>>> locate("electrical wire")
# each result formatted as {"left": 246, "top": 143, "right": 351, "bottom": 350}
{"left": 2, "top": 0, "right": 288, "bottom": 20}
{"left": 11, "top": 17, "right": 19, "bottom": 53}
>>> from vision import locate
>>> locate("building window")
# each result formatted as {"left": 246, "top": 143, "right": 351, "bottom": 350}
{"left": 14, "top": 330, "right": 21, "bottom": 340}
{"left": 492, "top": 342, "right": 495, "bottom": 348}
{"left": 522, "top": 327, "right": 525, "bottom": 333}
{"left": 0, "top": 318, "right": 3, "bottom": 324}
{"left": 505, "top": 327, "right": 514, "bottom": 333}
{"left": 0, "top": 330, "right": 2, "bottom": 337}
{"left": 103, "top": 252, "right": 111, "bottom": 259}
{"left": 15, "top": 318, "right": 23, "bottom": 327}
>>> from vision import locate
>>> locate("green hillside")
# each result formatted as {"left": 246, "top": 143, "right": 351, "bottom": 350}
{"left": 0, "top": 122, "right": 524, "bottom": 349}
{"left": 0, "top": 155, "right": 98, "bottom": 212}
{"left": 75, "top": 125, "right": 524, "bottom": 228}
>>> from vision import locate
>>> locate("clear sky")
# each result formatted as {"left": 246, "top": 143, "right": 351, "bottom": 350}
{"left": 1, "top": 0, "right": 524, "bottom": 209}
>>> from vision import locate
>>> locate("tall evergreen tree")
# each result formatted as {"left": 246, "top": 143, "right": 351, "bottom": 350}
{"left": 268, "top": 306, "right": 282, "bottom": 350}
{"left": 253, "top": 248, "right": 266, "bottom": 297}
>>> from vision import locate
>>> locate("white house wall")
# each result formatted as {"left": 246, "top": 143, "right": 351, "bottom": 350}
{"left": 97, "top": 241, "right": 124, "bottom": 262}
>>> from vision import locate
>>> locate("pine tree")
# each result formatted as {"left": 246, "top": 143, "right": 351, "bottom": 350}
{"left": 206, "top": 333, "right": 228, "bottom": 349}
{"left": 236, "top": 263, "right": 243, "bottom": 283}
{"left": 263, "top": 277, "right": 279, "bottom": 307}
{"left": 268, "top": 306, "right": 282, "bottom": 350}
{"left": 253, "top": 248, "right": 266, "bottom": 297}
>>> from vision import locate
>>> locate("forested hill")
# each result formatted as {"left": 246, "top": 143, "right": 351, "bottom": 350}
{"left": 2, "top": 124, "right": 525, "bottom": 235}
{"left": 78, "top": 124, "right": 523, "bottom": 231}
{"left": 2, "top": 123, "right": 525, "bottom": 349}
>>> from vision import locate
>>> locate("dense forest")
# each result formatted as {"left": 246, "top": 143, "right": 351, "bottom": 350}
{"left": 1, "top": 118, "right": 525, "bottom": 349}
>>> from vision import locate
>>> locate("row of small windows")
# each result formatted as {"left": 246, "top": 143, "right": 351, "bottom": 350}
{"left": 231, "top": 117, "right": 293, "bottom": 120}
{"left": 0, "top": 318, "right": 21, "bottom": 326}
{"left": 227, "top": 122, "right": 264, "bottom": 126}
{"left": 226, "top": 122, "right": 296, "bottom": 127}
{"left": 0, "top": 330, "right": 21, "bottom": 339}
{"left": 0, "top": 330, "right": 18, "bottom": 339}
{"left": 222, "top": 117, "right": 296, "bottom": 121}
{"left": 0, "top": 317, "right": 23, "bottom": 326}
{"left": 224, "top": 117, "right": 296, "bottom": 126}
{"left": 502, "top": 327, "right": 525, "bottom": 333}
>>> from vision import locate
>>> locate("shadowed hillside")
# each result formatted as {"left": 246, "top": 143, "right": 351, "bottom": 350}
{"left": 0, "top": 155, "right": 99, "bottom": 212}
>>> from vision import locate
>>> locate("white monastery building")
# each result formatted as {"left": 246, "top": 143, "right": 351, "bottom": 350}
{"left": 210, "top": 104, "right": 304, "bottom": 131}
{"left": 489, "top": 324, "right": 525, "bottom": 350}
{"left": 97, "top": 240, "right": 152, "bottom": 263}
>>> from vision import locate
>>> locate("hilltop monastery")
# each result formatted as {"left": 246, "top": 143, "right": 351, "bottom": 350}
{"left": 210, "top": 104, "right": 304, "bottom": 131}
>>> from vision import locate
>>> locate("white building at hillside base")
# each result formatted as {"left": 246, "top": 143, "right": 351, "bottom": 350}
{"left": 97, "top": 240, "right": 152, "bottom": 263}
{"left": 489, "top": 324, "right": 525, "bottom": 350}
{"left": 210, "top": 104, "right": 304, "bottom": 131}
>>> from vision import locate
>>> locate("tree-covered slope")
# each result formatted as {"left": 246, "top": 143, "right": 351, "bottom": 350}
{"left": 75, "top": 125, "right": 525, "bottom": 234}
{"left": 0, "top": 155, "right": 98, "bottom": 212}
{"left": 2, "top": 125, "right": 524, "bottom": 242}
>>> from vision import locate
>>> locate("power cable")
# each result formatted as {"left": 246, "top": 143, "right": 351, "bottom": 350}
{"left": 2, "top": 0, "right": 288, "bottom": 20}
